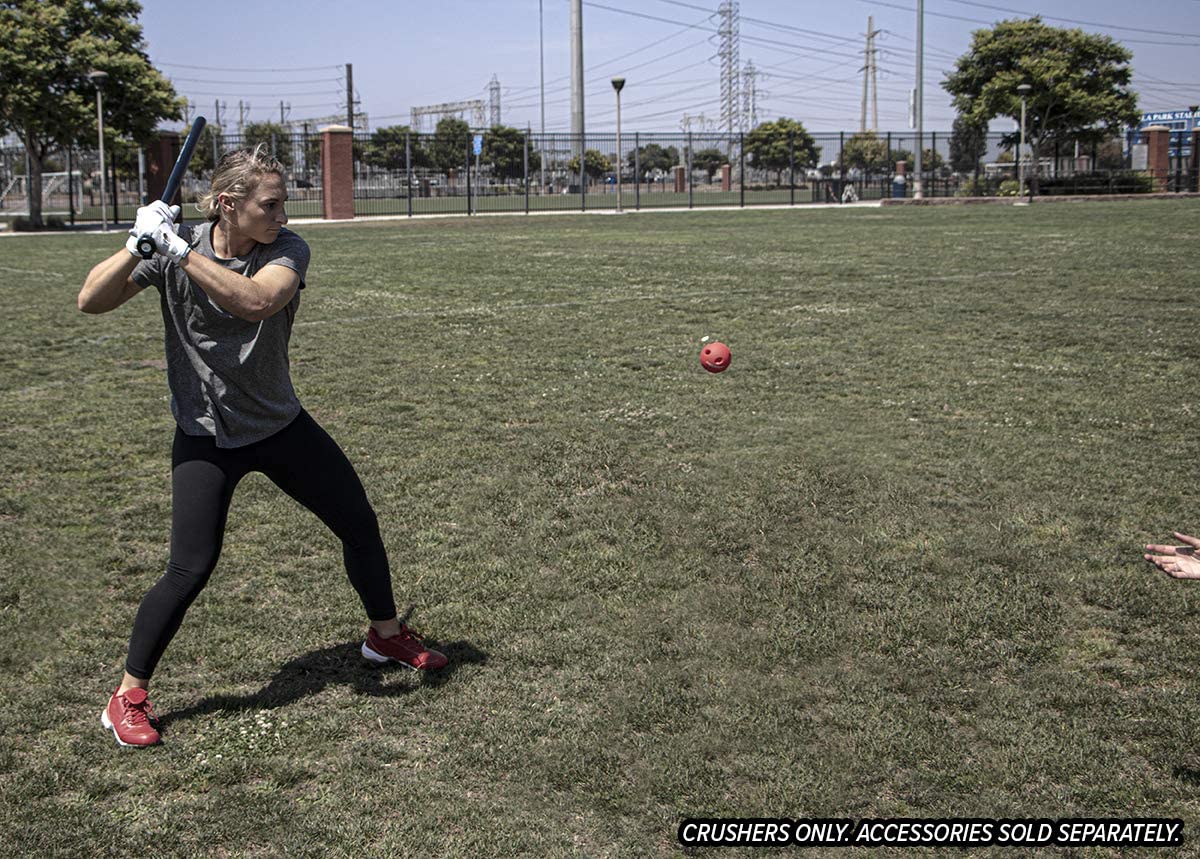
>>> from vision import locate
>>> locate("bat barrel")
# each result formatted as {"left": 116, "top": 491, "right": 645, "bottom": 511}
{"left": 162, "top": 116, "right": 206, "bottom": 205}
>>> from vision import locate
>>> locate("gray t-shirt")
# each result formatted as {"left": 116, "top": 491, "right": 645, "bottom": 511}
{"left": 131, "top": 220, "right": 311, "bottom": 448}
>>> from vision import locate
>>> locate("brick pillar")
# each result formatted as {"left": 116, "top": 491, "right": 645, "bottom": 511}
{"left": 1144, "top": 125, "right": 1170, "bottom": 192}
{"left": 720, "top": 163, "right": 731, "bottom": 191}
{"left": 321, "top": 125, "right": 355, "bottom": 220}
{"left": 673, "top": 165, "right": 686, "bottom": 193}
{"left": 145, "top": 132, "right": 181, "bottom": 204}
{"left": 1193, "top": 130, "right": 1200, "bottom": 193}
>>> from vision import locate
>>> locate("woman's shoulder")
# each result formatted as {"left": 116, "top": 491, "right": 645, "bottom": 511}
{"left": 275, "top": 226, "right": 309, "bottom": 250}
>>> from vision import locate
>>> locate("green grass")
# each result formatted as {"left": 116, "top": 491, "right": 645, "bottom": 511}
{"left": 2, "top": 201, "right": 1200, "bottom": 855}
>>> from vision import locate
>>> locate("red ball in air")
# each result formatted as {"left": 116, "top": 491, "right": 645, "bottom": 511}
{"left": 700, "top": 341, "right": 731, "bottom": 373}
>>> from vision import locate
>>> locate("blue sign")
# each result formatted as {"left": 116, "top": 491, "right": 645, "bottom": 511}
{"left": 473, "top": 135, "right": 483, "bottom": 155}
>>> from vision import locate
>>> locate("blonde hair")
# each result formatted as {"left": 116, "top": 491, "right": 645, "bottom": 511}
{"left": 197, "top": 144, "right": 286, "bottom": 222}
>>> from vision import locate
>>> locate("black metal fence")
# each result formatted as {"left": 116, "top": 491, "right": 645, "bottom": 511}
{"left": 348, "top": 128, "right": 1198, "bottom": 216}
{"left": 1, "top": 128, "right": 1195, "bottom": 225}
{"left": 0, "top": 131, "right": 321, "bottom": 225}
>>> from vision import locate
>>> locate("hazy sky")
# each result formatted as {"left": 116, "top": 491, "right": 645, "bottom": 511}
{"left": 138, "top": 0, "right": 1200, "bottom": 134}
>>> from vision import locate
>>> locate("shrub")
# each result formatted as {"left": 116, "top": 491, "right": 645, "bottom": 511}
{"left": 1036, "top": 172, "right": 1155, "bottom": 195}
{"left": 11, "top": 216, "right": 67, "bottom": 231}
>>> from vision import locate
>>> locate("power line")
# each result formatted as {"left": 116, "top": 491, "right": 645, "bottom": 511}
{"left": 941, "top": 0, "right": 1200, "bottom": 39}
{"left": 166, "top": 76, "right": 342, "bottom": 86}
{"left": 154, "top": 61, "right": 344, "bottom": 73}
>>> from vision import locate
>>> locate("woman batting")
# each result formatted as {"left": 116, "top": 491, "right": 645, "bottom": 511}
{"left": 79, "top": 145, "right": 446, "bottom": 749}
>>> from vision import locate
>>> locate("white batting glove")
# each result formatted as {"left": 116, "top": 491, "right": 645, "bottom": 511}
{"left": 152, "top": 223, "right": 191, "bottom": 262}
{"left": 126, "top": 202, "right": 181, "bottom": 257}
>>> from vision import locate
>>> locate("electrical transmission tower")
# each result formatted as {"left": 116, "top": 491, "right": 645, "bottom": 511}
{"left": 488, "top": 75, "right": 502, "bottom": 127}
{"left": 741, "top": 60, "right": 760, "bottom": 132}
{"left": 718, "top": 1, "right": 740, "bottom": 135}
{"left": 860, "top": 16, "right": 881, "bottom": 132}
{"left": 411, "top": 100, "right": 486, "bottom": 131}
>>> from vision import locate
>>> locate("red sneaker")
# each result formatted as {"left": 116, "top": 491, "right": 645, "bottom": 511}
{"left": 100, "top": 688, "right": 161, "bottom": 748}
{"left": 362, "top": 625, "right": 448, "bottom": 670}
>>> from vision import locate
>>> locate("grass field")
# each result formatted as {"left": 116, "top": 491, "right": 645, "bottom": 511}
{"left": 2, "top": 201, "right": 1200, "bottom": 855}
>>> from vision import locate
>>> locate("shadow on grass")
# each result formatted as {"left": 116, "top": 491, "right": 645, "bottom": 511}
{"left": 1173, "top": 766, "right": 1200, "bottom": 786}
{"left": 157, "top": 637, "right": 488, "bottom": 731}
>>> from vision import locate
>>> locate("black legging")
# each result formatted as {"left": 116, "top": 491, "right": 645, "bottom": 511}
{"left": 124, "top": 410, "right": 397, "bottom": 679}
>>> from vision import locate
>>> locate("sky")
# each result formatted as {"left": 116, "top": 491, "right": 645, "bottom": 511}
{"left": 138, "top": 0, "right": 1200, "bottom": 135}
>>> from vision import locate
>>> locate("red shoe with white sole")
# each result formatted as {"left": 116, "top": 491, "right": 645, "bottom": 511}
{"left": 101, "top": 687, "right": 161, "bottom": 748}
{"left": 362, "top": 625, "right": 448, "bottom": 670}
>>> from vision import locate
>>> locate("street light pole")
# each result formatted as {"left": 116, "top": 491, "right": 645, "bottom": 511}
{"left": 612, "top": 77, "right": 625, "bottom": 213}
{"left": 913, "top": 0, "right": 924, "bottom": 199}
{"left": 88, "top": 69, "right": 110, "bottom": 231}
{"left": 1017, "top": 83, "right": 1031, "bottom": 201}
{"left": 539, "top": 0, "right": 546, "bottom": 191}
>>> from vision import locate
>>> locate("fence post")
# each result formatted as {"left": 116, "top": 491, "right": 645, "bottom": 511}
{"left": 789, "top": 132, "right": 795, "bottom": 206}
{"left": 581, "top": 134, "right": 587, "bottom": 212}
{"left": 524, "top": 130, "right": 530, "bottom": 215}
{"left": 687, "top": 132, "right": 694, "bottom": 209}
{"left": 739, "top": 133, "right": 745, "bottom": 208}
{"left": 838, "top": 131, "right": 845, "bottom": 201}
{"left": 320, "top": 125, "right": 355, "bottom": 220}
{"left": 634, "top": 132, "right": 640, "bottom": 211}
{"left": 1175, "top": 132, "right": 1184, "bottom": 192}
{"left": 463, "top": 135, "right": 469, "bottom": 215}
{"left": 1193, "top": 130, "right": 1200, "bottom": 192}
{"left": 405, "top": 130, "right": 413, "bottom": 218}
{"left": 67, "top": 148, "right": 75, "bottom": 226}
{"left": 110, "top": 151, "right": 119, "bottom": 225}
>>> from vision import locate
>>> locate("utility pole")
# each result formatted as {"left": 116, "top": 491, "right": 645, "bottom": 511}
{"left": 213, "top": 100, "right": 225, "bottom": 165}
{"left": 539, "top": 0, "right": 546, "bottom": 179}
{"left": 741, "top": 60, "right": 759, "bottom": 132}
{"left": 871, "top": 21, "right": 879, "bottom": 131}
{"left": 280, "top": 101, "right": 290, "bottom": 126}
{"left": 489, "top": 74, "right": 501, "bottom": 127}
{"left": 570, "top": 0, "right": 584, "bottom": 164}
{"left": 238, "top": 99, "right": 249, "bottom": 135}
{"left": 914, "top": 0, "right": 924, "bottom": 199}
{"left": 718, "top": 1, "right": 740, "bottom": 135}
{"left": 346, "top": 63, "right": 354, "bottom": 130}
{"left": 860, "top": 17, "right": 881, "bottom": 133}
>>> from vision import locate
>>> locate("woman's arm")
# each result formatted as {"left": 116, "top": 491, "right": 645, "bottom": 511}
{"left": 178, "top": 253, "right": 300, "bottom": 323}
{"left": 78, "top": 249, "right": 144, "bottom": 314}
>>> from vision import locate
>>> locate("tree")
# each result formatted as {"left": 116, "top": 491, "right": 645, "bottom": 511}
{"left": 568, "top": 149, "right": 611, "bottom": 180}
{"left": 628, "top": 143, "right": 679, "bottom": 175}
{"left": 363, "top": 124, "right": 430, "bottom": 170}
{"left": 692, "top": 147, "right": 726, "bottom": 180}
{"left": 430, "top": 117, "right": 471, "bottom": 173}
{"left": 842, "top": 132, "right": 890, "bottom": 173}
{"left": 482, "top": 125, "right": 539, "bottom": 179}
{"left": 745, "top": 118, "right": 820, "bottom": 182}
{"left": 943, "top": 17, "right": 1138, "bottom": 193}
{"left": 0, "top": 0, "right": 181, "bottom": 225}
{"left": 949, "top": 115, "right": 989, "bottom": 174}
{"left": 185, "top": 122, "right": 219, "bottom": 178}
{"left": 243, "top": 121, "right": 295, "bottom": 170}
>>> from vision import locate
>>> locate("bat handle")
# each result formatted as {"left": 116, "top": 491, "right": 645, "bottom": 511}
{"left": 137, "top": 233, "right": 157, "bottom": 259}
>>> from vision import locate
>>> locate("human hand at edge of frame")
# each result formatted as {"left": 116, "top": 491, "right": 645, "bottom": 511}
{"left": 1145, "top": 532, "right": 1200, "bottom": 580}
{"left": 126, "top": 202, "right": 181, "bottom": 256}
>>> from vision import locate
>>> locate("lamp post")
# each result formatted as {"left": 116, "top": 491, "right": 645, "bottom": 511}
{"left": 87, "top": 69, "right": 110, "bottom": 231}
{"left": 1017, "top": 83, "right": 1031, "bottom": 201}
{"left": 612, "top": 77, "right": 625, "bottom": 212}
